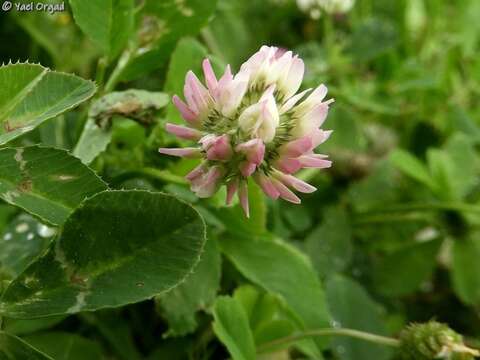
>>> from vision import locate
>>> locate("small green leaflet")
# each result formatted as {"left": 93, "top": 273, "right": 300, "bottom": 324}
{"left": 69, "top": 0, "right": 134, "bottom": 60}
{"left": 0, "top": 190, "right": 206, "bottom": 318}
{"left": 0, "top": 63, "right": 96, "bottom": 145}
{"left": 212, "top": 296, "right": 256, "bottom": 360}
{"left": 0, "top": 146, "right": 107, "bottom": 226}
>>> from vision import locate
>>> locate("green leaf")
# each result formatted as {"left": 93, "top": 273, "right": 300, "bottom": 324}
{"left": 306, "top": 207, "right": 353, "bottom": 278}
{"left": 4, "top": 316, "right": 66, "bottom": 336}
{"left": 164, "top": 38, "right": 208, "bottom": 125}
{"left": 443, "top": 134, "right": 477, "bottom": 199}
{"left": 321, "top": 105, "right": 366, "bottom": 152}
{"left": 0, "top": 214, "right": 55, "bottom": 279}
{"left": 233, "top": 285, "right": 296, "bottom": 347}
{"left": 89, "top": 89, "right": 170, "bottom": 127}
{"left": 212, "top": 296, "right": 256, "bottom": 360}
{"left": 72, "top": 119, "right": 113, "bottom": 165}
{"left": 220, "top": 237, "right": 330, "bottom": 351}
{"left": 0, "top": 190, "right": 206, "bottom": 318}
{"left": 348, "top": 18, "right": 398, "bottom": 61}
{"left": 452, "top": 235, "right": 480, "bottom": 305}
{"left": 120, "top": 0, "right": 218, "bottom": 81}
{"left": 0, "top": 331, "right": 52, "bottom": 359}
{"left": 156, "top": 236, "right": 221, "bottom": 337}
{"left": 0, "top": 146, "right": 108, "bottom": 226}
{"left": 426, "top": 149, "right": 456, "bottom": 200}
{"left": 373, "top": 240, "right": 441, "bottom": 297}
{"left": 74, "top": 90, "right": 169, "bottom": 164}
{"left": 80, "top": 311, "right": 141, "bottom": 360}
{"left": 69, "top": 0, "right": 134, "bottom": 59}
{"left": 214, "top": 181, "right": 268, "bottom": 240}
{"left": 326, "top": 275, "right": 393, "bottom": 360}
{"left": 390, "top": 149, "right": 435, "bottom": 190}
{"left": 0, "top": 63, "right": 96, "bottom": 145}
{"left": 23, "top": 332, "right": 102, "bottom": 360}
{"left": 348, "top": 160, "right": 399, "bottom": 212}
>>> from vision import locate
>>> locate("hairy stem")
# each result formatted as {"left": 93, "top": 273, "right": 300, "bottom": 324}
{"left": 257, "top": 328, "right": 400, "bottom": 354}
{"left": 105, "top": 49, "right": 133, "bottom": 93}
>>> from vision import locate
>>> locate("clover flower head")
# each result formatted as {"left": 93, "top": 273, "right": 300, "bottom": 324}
{"left": 159, "top": 45, "right": 333, "bottom": 217}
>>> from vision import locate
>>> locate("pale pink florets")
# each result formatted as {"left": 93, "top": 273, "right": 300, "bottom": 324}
{"left": 159, "top": 45, "right": 333, "bottom": 217}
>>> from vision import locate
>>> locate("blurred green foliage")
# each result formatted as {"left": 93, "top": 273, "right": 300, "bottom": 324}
{"left": 0, "top": 0, "right": 480, "bottom": 359}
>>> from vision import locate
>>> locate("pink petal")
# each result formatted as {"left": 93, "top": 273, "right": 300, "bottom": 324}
{"left": 309, "top": 84, "right": 328, "bottom": 102}
{"left": 172, "top": 95, "right": 198, "bottom": 124}
{"left": 283, "top": 57, "right": 304, "bottom": 99}
{"left": 239, "top": 161, "right": 257, "bottom": 177}
{"left": 158, "top": 147, "right": 202, "bottom": 158}
{"left": 165, "top": 123, "right": 202, "bottom": 140}
{"left": 280, "top": 88, "right": 311, "bottom": 114}
{"left": 283, "top": 136, "right": 313, "bottom": 157}
{"left": 238, "top": 181, "right": 250, "bottom": 218}
{"left": 260, "top": 84, "right": 276, "bottom": 101}
{"left": 276, "top": 157, "right": 303, "bottom": 174}
{"left": 221, "top": 70, "right": 250, "bottom": 117}
{"left": 192, "top": 166, "right": 224, "bottom": 198}
{"left": 298, "top": 155, "right": 332, "bottom": 168}
{"left": 275, "top": 172, "right": 316, "bottom": 193}
{"left": 216, "top": 65, "right": 233, "bottom": 98}
{"left": 205, "top": 135, "right": 232, "bottom": 161}
{"left": 186, "top": 163, "right": 207, "bottom": 181}
{"left": 311, "top": 129, "right": 333, "bottom": 148}
{"left": 235, "top": 139, "right": 265, "bottom": 165}
{"left": 254, "top": 173, "right": 280, "bottom": 199}
{"left": 306, "top": 103, "right": 329, "bottom": 129}
{"left": 202, "top": 58, "right": 218, "bottom": 93}
{"left": 272, "top": 179, "right": 301, "bottom": 204}
{"left": 185, "top": 71, "right": 210, "bottom": 114}
{"left": 226, "top": 179, "right": 238, "bottom": 205}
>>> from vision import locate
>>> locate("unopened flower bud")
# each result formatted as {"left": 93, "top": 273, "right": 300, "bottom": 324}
{"left": 399, "top": 321, "right": 479, "bottom": 360}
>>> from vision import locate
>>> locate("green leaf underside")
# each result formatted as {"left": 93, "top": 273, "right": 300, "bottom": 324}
{"left": 0, "top": 331, "right": 53, "bottom": 360}
{"left": 0, "top": 190, "right": 206, "bottom": 318}
{"left": 374, "top": 240, "right": 441, "bottom": 297}
{"left": 220, "top": 237, "right": 330, "bottom": 352}
{"left": 0, "top": 63, "right": 96, "bottom": 145}
{"left": 326, "top": 275, "right": 393, "bottom": 360}
{"left": 452, "top": 235, "right": 480, "bottom": 305}
{"left": 390, "top": 149, "right": 435, "bottom": 189}
{"left": 120, "top": 0, "right": 218, "bottom": 81}
{"left": 23, "top": 332, "right": 103, "bottom": 360}
{"left": 212, "top": 296, "right": 256, "bottom": 360}
{"left": 0, "top": 146, "right": 108, "bottom": 226}
{"left": 72, "top": 118, "right": 113, "bottom": 165}
{"left": 69, "top": 0, "right": 134, "bottom": 59}
{"left": 157, "top": 236, "right": 221, "bottom": 337}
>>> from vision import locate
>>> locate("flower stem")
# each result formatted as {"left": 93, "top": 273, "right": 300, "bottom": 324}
{"left": 364, "top": 202, "right": 480, "bottom": 215}
{"left": 256, "top": 328, "right": 400, "bottom": 354}
{"left": 105, "top": 49, "right": 133, "bottom": 93}
{"left": 95, "top": 57, "right": 109, "bottom": 93}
